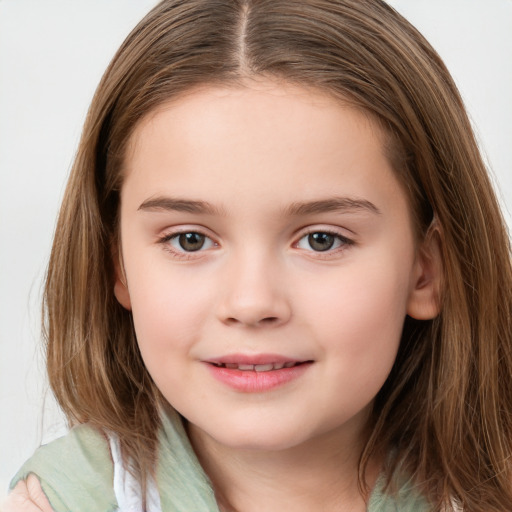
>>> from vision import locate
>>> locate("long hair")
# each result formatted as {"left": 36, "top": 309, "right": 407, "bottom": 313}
{"left": 44, "top": 1, "right": 512, "bottom": 509}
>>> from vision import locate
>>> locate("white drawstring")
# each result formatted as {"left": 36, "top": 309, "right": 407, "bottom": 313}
{"left": 109, "top": 434, "right": 162, "bottom": 512}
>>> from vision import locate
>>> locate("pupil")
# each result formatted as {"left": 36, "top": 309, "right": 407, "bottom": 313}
{"left": 179, "top": 232, "right": 205, "bottom": 251}
{"left": 308, "top": 232, "right": 334, "bottom": 251}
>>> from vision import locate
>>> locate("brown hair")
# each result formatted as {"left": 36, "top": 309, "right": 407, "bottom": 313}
{"left": 44, "top": 0, "right": 512, "bottom": 509}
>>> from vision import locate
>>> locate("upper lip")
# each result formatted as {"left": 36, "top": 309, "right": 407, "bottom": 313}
{"left": 204, "top": 353, "right": 309, "bottom": 365}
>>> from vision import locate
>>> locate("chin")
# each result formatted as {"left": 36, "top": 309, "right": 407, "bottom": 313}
{"left": 219, "top": 434, "right": 305, "bottom": 452}
{"left": 202, "top": 419, "right": 316, "bottom": 452}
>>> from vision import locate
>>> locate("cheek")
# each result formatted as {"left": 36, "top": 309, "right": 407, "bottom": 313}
{"left": 127, "top": 264, "right": 216, "bottom": 356}
{"left": 299, "top": 260, "right": 409, "bottom": 422}
{"left": 300, "top": 253, "right": 411, "bottom": 362}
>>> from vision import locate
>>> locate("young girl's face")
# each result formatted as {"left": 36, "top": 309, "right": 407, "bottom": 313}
{"left": 115, "top": 81, "right": 436, "bottom": 453}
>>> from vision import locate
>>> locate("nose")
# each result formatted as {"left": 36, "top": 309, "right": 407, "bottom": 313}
{"left": 216, "top": 251, "right": 292, "bottom": 328}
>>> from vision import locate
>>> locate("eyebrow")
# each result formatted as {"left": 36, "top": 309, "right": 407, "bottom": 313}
{"left": 138, "top": 196, "right": 224, "bottom": 215}
{"left": 137, "top": 195, "right": 380, "bottom": 216}
{"left": 284, "top": 197, "right": 381, "bottom": 216}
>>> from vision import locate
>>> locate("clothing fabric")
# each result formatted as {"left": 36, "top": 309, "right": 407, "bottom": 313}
{"left": 10, "top": 409, "right": 430, "bottom": 511}
{"left": 109, "top": 433, "right": 162, "bottom": 512}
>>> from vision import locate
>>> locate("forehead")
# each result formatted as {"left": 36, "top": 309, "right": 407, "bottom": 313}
{"left": 121, "top": 81, "right": 408, "bottom": 219}
{"left": 125, "top": 80, "right": 387, "bottom": 165}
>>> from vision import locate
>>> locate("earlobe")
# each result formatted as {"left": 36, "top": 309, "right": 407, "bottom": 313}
{"left": 406, "top": 222, "right": 443, "bottom": 320}
{"left": 114, "top": 278, "right": 132, "bottom": 310}
{"left": 113, "top": 245, "right": 132, "bottom": 311}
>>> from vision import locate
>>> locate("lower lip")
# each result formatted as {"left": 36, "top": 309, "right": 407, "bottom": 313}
{"left": 205, "top": 362, "right": 312, "bottom": 392}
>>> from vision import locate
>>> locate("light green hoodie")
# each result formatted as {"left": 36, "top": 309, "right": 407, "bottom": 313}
{"left": 11, "top": 409, "right": 430, "bottom": 512}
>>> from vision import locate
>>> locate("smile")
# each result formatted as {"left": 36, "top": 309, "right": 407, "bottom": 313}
{"left": 204, "top": 356, "right": 313, "bottom": 392}
{"left": 210, "top": 361, "right": 301, "bottom": 371}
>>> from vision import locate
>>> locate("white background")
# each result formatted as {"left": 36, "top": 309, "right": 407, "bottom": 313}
{"left": 1, "top": 0, "right": 511, "bottom": 496}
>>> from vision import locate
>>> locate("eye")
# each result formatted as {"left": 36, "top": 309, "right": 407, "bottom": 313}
{"left": 296, "top": 231, "right": 352, "bottom": 252}
{"left": 165, "top": 231, "right": 216, "bottom": 252}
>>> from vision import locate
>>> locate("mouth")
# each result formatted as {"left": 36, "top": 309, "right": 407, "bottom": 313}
{"left": 209, "top": 361, "right": 308, "bottom": 372}
{"left": 204, "top": 356, "right": 313, "bottom": 392}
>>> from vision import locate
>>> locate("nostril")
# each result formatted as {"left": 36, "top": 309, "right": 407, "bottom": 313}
{"left": 224, "top": 316, "right": 279, "bottom": 326}
{"left": 260, "top": 316, "right": 279, "bottom": 324}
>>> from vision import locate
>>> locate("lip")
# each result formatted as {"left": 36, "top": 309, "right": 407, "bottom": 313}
{"left": 203, "top": 353, "right": 313, "bottom": 393}
{"left": 205, "top": 353, "right": 304, "bottom": 366}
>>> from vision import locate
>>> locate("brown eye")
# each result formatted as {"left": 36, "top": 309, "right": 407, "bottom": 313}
{"left": 161, "top": 230, "right": 216, "bottom": 256}
{"left": 296, "top": 231, "right": 352, "bottom": 253}
{"left": 177, "top": 232, "right": 206, "bottom": 251}
{"left": 308, "top": 232, "right": 335, "bottom": 251}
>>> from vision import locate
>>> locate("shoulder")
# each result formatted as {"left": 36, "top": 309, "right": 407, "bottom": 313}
{"left": 9, "top": 424, "right": 117, "bottom": 512}
{"left": 368, "top": 472, "right": 431, "bottom": 512}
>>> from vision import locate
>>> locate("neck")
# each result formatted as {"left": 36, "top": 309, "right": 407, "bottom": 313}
{"left": 187, "top": 423, "right": 380, "bottom": 512}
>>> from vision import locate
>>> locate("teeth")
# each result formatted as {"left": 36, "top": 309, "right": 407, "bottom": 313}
{"left": 254, "top": 364, "right": 274, "bottom": 372}
{"left": 237, "top": 364, "right": 255, "bottom": 370}
{"left": 214, "top": 362, "right": 298, "bottom": 371}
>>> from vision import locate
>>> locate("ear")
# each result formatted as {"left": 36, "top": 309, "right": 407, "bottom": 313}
{"left": 113, "top": 244, "right": 132, "bottom": 311}
{"left": 406, "top": 221, "right": 443, "bottom": 320}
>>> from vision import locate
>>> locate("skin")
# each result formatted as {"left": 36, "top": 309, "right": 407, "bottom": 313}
{"left": 7, "top": 80, "right": 440, "bottom": 511}
{"left": 115, "top": 81, "right": 440, "bottom": 511}
{"left": 4, "top": 475, "right": 53, "bottom": 512}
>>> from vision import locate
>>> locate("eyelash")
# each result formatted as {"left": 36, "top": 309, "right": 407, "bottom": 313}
{"left": 158, "top": 230, "right": 217, "bottom": 260}
{"left": 157, "top": 228, "right": 354, "bottom": 259}
{"left": 295, "top": 229, "right": 354, "bottom": 256}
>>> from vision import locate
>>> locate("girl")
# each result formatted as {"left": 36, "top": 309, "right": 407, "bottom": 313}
{"left": 6, "top": 0, "right": 512, "bottom": 511}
